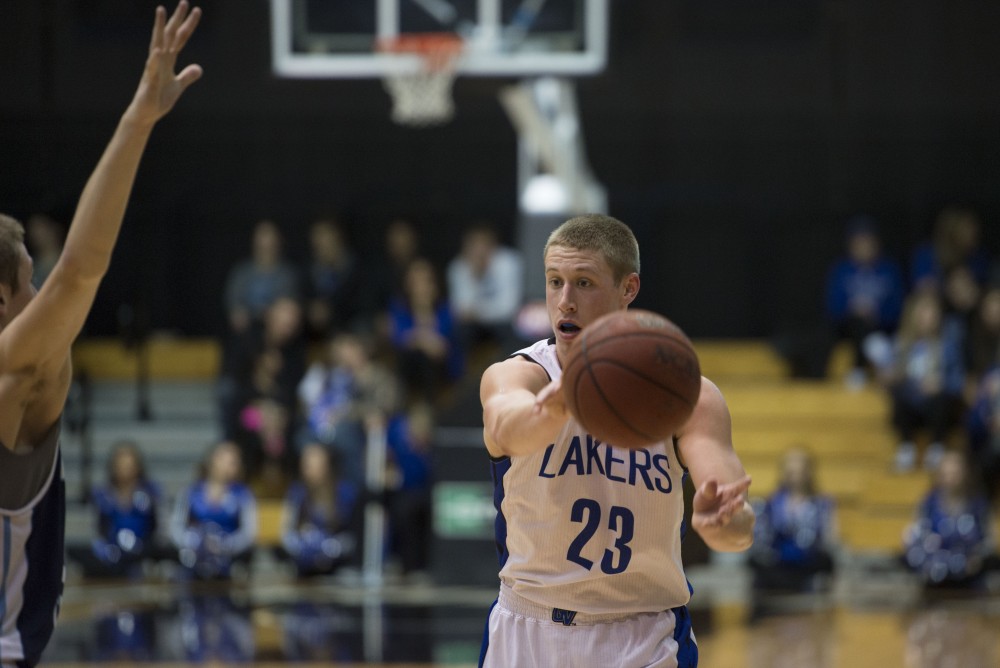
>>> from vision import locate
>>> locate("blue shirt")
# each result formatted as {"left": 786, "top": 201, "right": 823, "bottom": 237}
{"left": 752, "top": 489, "right": 834, "bottom": 565}
{"left": 825, "top": 257, "right": 904, "bottom": 329}
{"left": 386, "top": 415, "right": 433, "bottom": 491}
{"left": 92, "top": 482, "right": 160, "bottom": 547}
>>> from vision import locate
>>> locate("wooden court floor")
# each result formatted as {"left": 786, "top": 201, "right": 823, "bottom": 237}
{"left": 41, "top": 578, "right": 1000, "bottom": 667}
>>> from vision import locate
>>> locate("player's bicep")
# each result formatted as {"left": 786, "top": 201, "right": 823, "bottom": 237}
{"left": 676, "top": 378, "right": 748, "bottom": 488}
{"left": 0, "top": 266, "right": 99, "bottom": 372}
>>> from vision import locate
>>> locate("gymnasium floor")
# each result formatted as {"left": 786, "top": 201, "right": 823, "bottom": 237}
{"left": 42, "top": 564, "right": 1000, "bottom": 667}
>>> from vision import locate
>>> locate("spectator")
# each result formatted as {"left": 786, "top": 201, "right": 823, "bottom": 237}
{"left": 824, "top": 215, "right": 905, "bottom": 385}
{"left": 966, "top": 286, "right": 1000, "bottom": 384}
{"left": 224, "top": 219, "right": 300, "bottom": 335}
{"left": 966, "top": 366, "right": 1000, "bottom": 501}
{"left": 902, "top": 451, "right": 994, "bottom": 590}
{"left": 279, "top": 444, "right": 359, "bottom": 577}
{"left": 941, "top": 265, "right": 982, "bottom": 361}
{"left": 304, "top": 217, "right": 364, "bottom": 339}
{"left": 386, "top": 402, "right": 435, "bottom": 581}
{"left": 388, "top": 258, "right": 463, "bottom": 401}
{"left": 67, "top": 441, "right": 167, "bottom": 579}
{"left": 297, "top": 332, "right": 399, "bottom": 486}
{"left": 369, "top": 218, "right": 421, "bottom": 313}
{"left": 24, "top": 213, "right": 64, "bottom": 289}
{"left": 238, "top": 397, "right": 294, "bottom": 499}
{"left": 170, "top": 441, "right": 258, "bottom": 580}
{"left": 220, "top": 296, "right": 306, "bottom": 416}
{"left": 878, "top": 290, "right": 965, "bottom": 472}
{"left": 911, "top": 206, "right": 991, "bottom": 291}
{"left": 748, "top": 447, "right": 836, "bottom": 594}
{"left": 447, "top": 222, "right": 525, "bottom": 364}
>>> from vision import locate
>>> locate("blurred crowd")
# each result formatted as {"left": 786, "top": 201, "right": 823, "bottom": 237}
{"left": 215, "top": 216, "right": 525, "bottom": 498}
{"left": 824, "top": 206, "right": 1000, "bottom": 485}
{"left": 42, "top": 213, "right": 527, "bottom": 584}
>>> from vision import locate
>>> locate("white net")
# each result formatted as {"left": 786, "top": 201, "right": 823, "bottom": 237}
{"left": 380, "top": 35, "right": 462, "bottom": 127}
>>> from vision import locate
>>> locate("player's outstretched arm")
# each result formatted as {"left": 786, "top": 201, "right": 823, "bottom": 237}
{"left": 1, "top": 2, "right": 202, "bottom": 373}
{"left": 481, "top": 357, "right": 568, "bottom": 458}
{"left": 677, "top": 378, "right": 755, "bottom": 552}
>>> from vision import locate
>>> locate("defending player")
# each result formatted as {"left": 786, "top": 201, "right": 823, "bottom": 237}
{"left": 479, "top": 214, "right": 754, "bottom": 667}
{"left": 0, "top": 4, "right": 202, "bottom": 665}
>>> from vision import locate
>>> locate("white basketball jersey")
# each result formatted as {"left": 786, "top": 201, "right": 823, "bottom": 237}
{"left": 492, "top": 339, "right": 692, "bottom": 615}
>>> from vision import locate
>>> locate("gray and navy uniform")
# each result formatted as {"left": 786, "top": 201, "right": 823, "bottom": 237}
{"left": 0, "top": 424, "right": 65, "bottom": 668}
{"left": 480, "top": 338, "right": 698, "bottom": 668}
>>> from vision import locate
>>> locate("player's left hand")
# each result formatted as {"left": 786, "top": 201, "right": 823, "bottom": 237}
{"left": 127, "top": 1, "right": 203, "bottom": 127}
{"left": 691, "top": 475, "right": 752, "bottom": 530}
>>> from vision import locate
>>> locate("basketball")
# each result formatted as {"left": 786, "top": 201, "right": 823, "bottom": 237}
{"left": 561, "top": 309, "right": 702, "bottom": 449}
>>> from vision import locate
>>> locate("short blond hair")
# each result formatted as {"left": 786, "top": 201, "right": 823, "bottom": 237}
{"left": 0, "top": 214, "right": 25, "bottom": 292}
{"left": 543, "top": 214, "right": 640, "bottom": 282}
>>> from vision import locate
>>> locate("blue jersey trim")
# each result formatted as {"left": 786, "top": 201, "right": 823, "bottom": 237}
{"left": 490, "top": 458, "right": 512, "bottom": 569}
{"left": 673, "top": 605, "right": 699, "bottom": 667}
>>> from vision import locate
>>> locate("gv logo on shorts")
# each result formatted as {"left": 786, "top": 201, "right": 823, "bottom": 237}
{"left": 551, "top": 608, "right": 578, "bottom": 626}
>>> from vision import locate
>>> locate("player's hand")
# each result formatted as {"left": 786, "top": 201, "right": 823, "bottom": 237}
{"left": 126, "top": 1, "right": 203, "bottom": 127}
{"left": 691, "top": 475, "right": 752, "bottom": 530}
{"left": 533, "top": 378, "right": 569, "bottom": 420}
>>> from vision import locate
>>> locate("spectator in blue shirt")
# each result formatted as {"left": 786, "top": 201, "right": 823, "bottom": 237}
{"left": 749, "top": 447, "right": 836, "bottom": 594}
{"left": 386, "top": 402, "right": 435, "bottom": 580}
{"left": 825, "top": 215, "right": 905, "bottom": 383}
{"left": 170, "top": 441, "right": 258, "bottom": 580}
{"left": 387, "top": 258, "right": 463, "bottom": 401}
{"left": 68, "top": 441, "right": 167, "bottom": 579}
{"left": 279, "top": 444, "right": 359, "bottom": 577}
{"left": 903, "top": 451, "right": 994, "bottom": 590}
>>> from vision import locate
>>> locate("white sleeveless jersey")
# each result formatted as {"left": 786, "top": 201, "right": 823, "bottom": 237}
{"left": 492, "top": 339, "right": 692, "bottom": 615}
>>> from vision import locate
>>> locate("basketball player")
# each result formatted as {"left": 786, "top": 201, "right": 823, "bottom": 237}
{"left": 478, "top": 214, "right": 754, "bottom": 668}
{"left": 0, "top": 4, "right": 202, "bottom": 665}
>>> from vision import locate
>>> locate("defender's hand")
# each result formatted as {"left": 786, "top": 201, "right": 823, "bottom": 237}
{"left": 127, "top": 1, "right": 203, "bottom": 126}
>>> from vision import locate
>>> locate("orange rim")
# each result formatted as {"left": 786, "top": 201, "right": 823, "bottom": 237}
{"left": 376, "top": 32, "right": 463, "bottom": 69}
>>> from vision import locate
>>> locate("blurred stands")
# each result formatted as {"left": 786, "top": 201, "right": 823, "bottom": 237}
{"left": 70, "top": 337, "right": 998, "bottom": 557}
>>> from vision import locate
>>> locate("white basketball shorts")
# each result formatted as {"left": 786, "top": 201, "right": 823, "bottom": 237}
{"left": 479, "top": 585, "right": 698, "bottom": 668}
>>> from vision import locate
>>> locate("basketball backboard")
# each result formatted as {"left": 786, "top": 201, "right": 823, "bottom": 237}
{"left": 270, "top": 0, "right": 609, "bottom": 78}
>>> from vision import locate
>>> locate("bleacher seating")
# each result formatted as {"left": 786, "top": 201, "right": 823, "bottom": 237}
{"left": 695, "top": 339, "right": 938, "bottom": 554}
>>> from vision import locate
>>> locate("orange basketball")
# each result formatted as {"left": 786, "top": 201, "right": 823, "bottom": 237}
{"left": 561, "top": 310, "right": 701, "bottom": 449}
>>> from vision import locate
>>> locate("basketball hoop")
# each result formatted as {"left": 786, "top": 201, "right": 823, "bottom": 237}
{"left": 378, "top": 33, "right": 463, "bottom": 127}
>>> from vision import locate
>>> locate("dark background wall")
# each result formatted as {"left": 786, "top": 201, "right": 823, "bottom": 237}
{"left": 1, "top": 0, "right": 998, "bottom": 338}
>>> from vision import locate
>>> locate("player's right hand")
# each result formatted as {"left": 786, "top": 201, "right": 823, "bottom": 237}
{"left": 534, "top": 378, "right": 568, "bottom": 419}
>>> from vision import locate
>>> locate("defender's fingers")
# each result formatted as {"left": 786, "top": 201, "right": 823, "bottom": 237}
{"left": 172, "top": 6, "right": 202, "bottom": 52}
{"left": 149, "top": 5, "right": 167, "bottom": 54}
{"left": 163, "top": 1, "right": 190, "bottom": 44}
{"left": 176, "top": 63, "right": 203, "bottom": 89}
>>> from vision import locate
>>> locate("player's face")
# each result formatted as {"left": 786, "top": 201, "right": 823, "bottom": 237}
{"left": 544, "top": 245, "right": 638, "bottom": 361}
